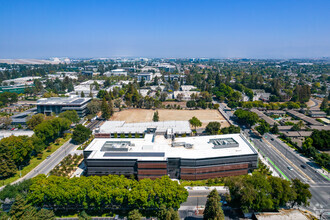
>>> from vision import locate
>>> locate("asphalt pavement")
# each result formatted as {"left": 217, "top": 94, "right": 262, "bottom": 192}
{"left": 242, "top": 129, "right": 330, "bottom": 213}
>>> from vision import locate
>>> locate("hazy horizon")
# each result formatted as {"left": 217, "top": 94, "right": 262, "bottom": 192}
{"left": 1, "top": 0, "right": 330, "bottom": 59}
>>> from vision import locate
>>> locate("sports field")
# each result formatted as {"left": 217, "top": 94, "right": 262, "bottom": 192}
{"left": 110, "top": 109, "right": 230, "bottom": 128}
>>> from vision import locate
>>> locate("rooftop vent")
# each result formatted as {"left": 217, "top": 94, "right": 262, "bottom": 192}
{"left": 209, "top": 138, "right": 239, "bottom": 149}
{"left": 101, "top": 141, "right": 131, "bottom": 152}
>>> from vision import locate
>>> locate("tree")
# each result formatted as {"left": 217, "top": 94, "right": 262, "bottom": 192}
{"left": 176, "top": 93, "right": 184, "bottom": 101}
{"left": 291, "top": 178, "right": 312, "bottom": 207}
{"left": 256, "top": 120, "right": 270, "bottom": 135}
{"left": 59, "top": 110, "right": 80, "bottom": 123}
{"left": 270, "top": 124, "right": 279, "bottom": 134}
{"left": 153, "top": 111, "right": 159, "bottom": 122}
{"left": 81, "top": 91, "right": 85, "bottom": 97}
{"left": 87, "top": 100, "right": 101, "bottom": 115}
{"left": 72, "top": 124, "right": 92, "bottom": 144}
{"left": 301, "top": 138, "right": 317, "bottom": 157}
{"left": 173, "top": 81, "right": 180, "bottom": 91}
{"left": 0, "top": 136, "right": 34, "bottom": 167}
{"left": 27, "top": 114, "right": 45, "bottom": 130}
{"left": 0, "top": 115, "right": 12, "bottom": 129}
{"left": 97, "top": 90, "right": 108, "bottom": 99}
{"left": 205, "top": 122, "right": 221, "bottom": 135}
{"left": 101, "top": 98, "right": 111, "bottom": 119}
{"left": 234, "top": 109, "right": 259, "bottom": 127}
{"left": 108, "top": 99, "right": 114, "bottom": 116}
{"left": 128, "top": 209, "right": 142, "bottom": 220}
{"left": 0, "top": 151, "right": 17, "bottom": 178}
{"left": 310, "top": 130, "right": 330, "bottom": 150}
{"left": 78, "top": 211, "right": 91, "bottom": 220}
{"left": 189, "top": 116, "right": 202, "bottom": 131}
{"left": 320, "top": 98, "right": 328, "bottom": 110}
{"left": 10, "top": 195, "right": 34, "bottom": 220}
{"left": 203, "top": 189, "right": 224, "bottom": 220}
{"left": 220, "top": 125, "right": 241, "bottom": 134}
{"left": 160, "top": 92, "right": 168, "bottom": 101}
{"left": 36, "top": 209, "right": 55, "bottom": 220}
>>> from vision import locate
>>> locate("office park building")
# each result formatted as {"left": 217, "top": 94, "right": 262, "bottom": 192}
{"left": 84, "top": 121, "right": 258, "bottom": 180}
{"left": 36, "top": 96, "right": 91, "bottom": 117}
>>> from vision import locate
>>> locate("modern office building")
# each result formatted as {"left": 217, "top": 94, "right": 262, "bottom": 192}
{"left": 137, "top": 72, "right": 153, "bottom": 82}
{"left": 36, "top": 96, "right": 91, "bottom": 117}
{"left": 104, "top": 69, "right": 127, "bottom": 77}
{"left": 84, "top": 131, "right": 258, "bottom": 180}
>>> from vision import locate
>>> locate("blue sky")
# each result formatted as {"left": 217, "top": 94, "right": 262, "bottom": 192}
{"left": 0, "top": 0, "right": 329, "bottom": 59}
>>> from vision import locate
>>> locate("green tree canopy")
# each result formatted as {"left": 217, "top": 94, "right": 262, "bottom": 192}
{"left": 153, "top": 111, "right": 159, "bottom": 122}
{"left": 72, "top": 124, "right": 92, "bottom": 144}
{"left": 220, "top": 125, "right": 241, "bottom": 134}
{"left": 256, "top": 119, "right": 270, "bottom": 135}
{"left": 26, "top": 113, "right": 46, "bottom": 130}
{"left": 128, "top": 209, "right": 142, "bottom": 220}
{"left": 203, "top": 189, "right": 224, "bottom": 220}
{"left": 234, "top": 109, "right": 259, "bottom": 127}
{"left": 101, "top": 98, "right": 111, "bottom": 119}
{"left": 59, "top": 110, "right": 80, "bottom": 123}
{"left": 205, "top": 122, "right": 221, "bottom": 135}
{"left": 189, "top": 116, "right": 202, "bottom": 130}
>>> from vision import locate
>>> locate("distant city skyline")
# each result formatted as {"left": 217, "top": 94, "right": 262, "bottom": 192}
{"left": 1, "top": 0, "right": 330, "bottom": 59}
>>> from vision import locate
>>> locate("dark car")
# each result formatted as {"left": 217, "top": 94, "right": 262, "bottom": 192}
{"left": 301, "top": 164, "right": 306, "bottom": 169}
{"left": 271, "top": 138, "right": 274, "bottom": 141}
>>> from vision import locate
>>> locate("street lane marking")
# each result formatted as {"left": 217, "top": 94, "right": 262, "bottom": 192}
{"left": 320, "top": 173, "right": 330, "bottom": 181}
{"left": 266, "top": 157, "right": 289, "bottom": 181}
{"left": 248, "top": 139, "right": 289, "bottom": 180}
{"left": 263, "top": 137, "right": 315, "bottom": 184}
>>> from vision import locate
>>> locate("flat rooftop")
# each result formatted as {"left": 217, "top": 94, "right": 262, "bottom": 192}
{"left": 85, "top": 133, "right": 258, "bottom": 161}
{"left": 36, "top": 97, "right": 91, "bottom": 105}
{"left": 98, "top": 121, "right": 192, "bottom": 134}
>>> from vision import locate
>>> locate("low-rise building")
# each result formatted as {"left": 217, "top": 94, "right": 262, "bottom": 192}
{"left": 308, "top": 110, "right": 327, "bottom": 118}
{"left": 173, "top": 91, "right": 200, "bottom": 101}
{"left": 36, "top": 96, "right": 91, "bottom": 117}
{"left": 84, "top": 132, "right": 258, "bottom": 180}
{"left": 104, "top": 69, "right": 128, "bottom": 77}
{"left": 137, "top": 72, "right": 153, "bottom": 82}
{"left": 252, "top": 89, "right": 271, "bottom": 102}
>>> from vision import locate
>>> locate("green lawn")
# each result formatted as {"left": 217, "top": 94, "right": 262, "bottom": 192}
{"left": 0, "top": 134, "right": 72, "bottom": 187}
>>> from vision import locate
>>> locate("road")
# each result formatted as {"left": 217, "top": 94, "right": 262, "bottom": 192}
{"left": 242, "top": 128, "right": 330, "bottom": 214}
{"left": 86, "top": 118, "right": 103, "bottom": 130}
{"left": 0, "top": 139, "right": 77, "bottom": 191}
{"left": 179, "top": 187, "right": 229, "bottom": 219}
{"left": 309, "top": 97, "right": 322, "bottom": 110}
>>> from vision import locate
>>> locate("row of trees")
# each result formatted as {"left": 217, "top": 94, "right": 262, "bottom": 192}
{"left": 240, "top": 100, "right": 304, "bottom": 110}
{"left": 25, "top": 175, "right": 187, "bottom": 216}
{"left": 225, "top": 173, "right": 312, "bottom": 213}
{"left": 0, "top": 113, "right": 73, "bottom": 179}
{"left": 0, "top": 92, "right": 18, "bottom": 107}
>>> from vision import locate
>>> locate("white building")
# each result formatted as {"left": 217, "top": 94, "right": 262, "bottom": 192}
{"left": 104, "top": 69, "right": 128, "bottom": 77}
{"left": 173, "top": 91, "right": 200, "bottom": 101}
{"left": 137, "top": 72, "right": 153, "bottom": 82}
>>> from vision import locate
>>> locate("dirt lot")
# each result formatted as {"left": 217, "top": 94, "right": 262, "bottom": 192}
{"left": 110, "top": 109, "right": 230, "bottom": 128}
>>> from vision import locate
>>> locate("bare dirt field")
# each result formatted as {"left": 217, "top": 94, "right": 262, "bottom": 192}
{"left": 110, "top": 109, "right": 230, "bottom": 128}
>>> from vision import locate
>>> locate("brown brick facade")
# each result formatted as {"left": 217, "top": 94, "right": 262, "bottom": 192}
{"left": 181, "top": 169, "right": 248, "bottom": 180}
{"left": 181, "top": 163, "right": 249, "bottom": 174}
{"left": 95, "top": 133, "right": 111, "bottom": 138}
